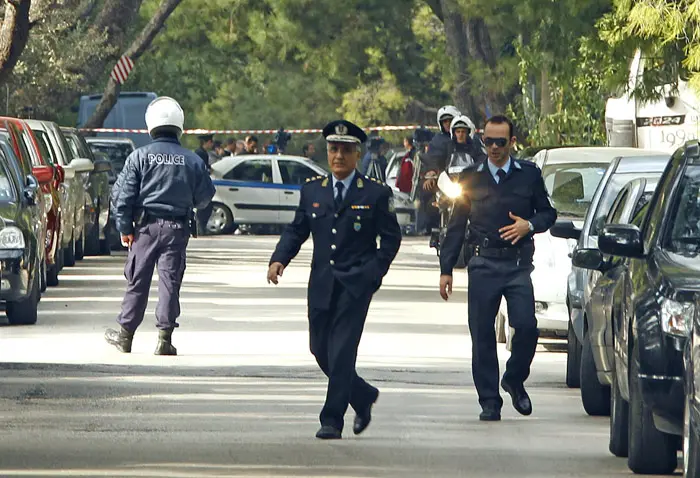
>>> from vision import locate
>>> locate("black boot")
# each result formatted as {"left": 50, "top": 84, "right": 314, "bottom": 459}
{"left": 154, "top": 328, "right": 177, "bottom": 356}
{"left": 104, "top": 326, "right": 134, "bottom": 353}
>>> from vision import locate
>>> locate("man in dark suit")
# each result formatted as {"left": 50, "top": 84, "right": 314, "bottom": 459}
{"left": 267, "top": 120, "right": 402, "bottom": 440}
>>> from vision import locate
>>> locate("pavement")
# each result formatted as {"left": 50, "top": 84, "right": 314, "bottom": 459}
{"left": 0, "top": 236, "right": 679, "bottom": 477}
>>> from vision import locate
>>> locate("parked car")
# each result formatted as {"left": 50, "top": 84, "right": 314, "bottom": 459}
{"left": 26, "top": 120, "right": 93, "bottom": 266}
{"left": 384, "top": 150, "right": 418, "bottom": 233}
{"left": 2, "top": 117, "right": 64, "bottom": 287}
{"left": 78, "top": 91, "right": 156, "bottom": 147}
{"left": 685, "top": 294, "right": 700, "bottom": 478}
{"left": 0, "top": 135, "right": 48, "bottom": 325}
{"left": 551, "top": 153, "right": 671, "bottom": 394}
{"left": 496, "top": 147, "right": 662, "bottom": 347}
{"left": 569, "top": 177, "right": 659, "bottom": 417}
{"left": 574, "top": 141, "right": 700, "bottom": 474}
{"left": 62, "top": 127, "right": 112, "bottom": 255}
{"left": 85, "top": 137, "right": 135, "bottom": 185}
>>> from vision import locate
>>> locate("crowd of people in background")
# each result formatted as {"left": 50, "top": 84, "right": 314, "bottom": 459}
{"left": 194, "top": 133, "right": 319, "bottom": 168}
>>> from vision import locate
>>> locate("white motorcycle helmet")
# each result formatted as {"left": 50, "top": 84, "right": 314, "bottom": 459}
{"left": 450, "top": 115, "right": 476, "bottom": 139}
{"left": 437, "top": 105, "right": 461, "bottom": 133}
{"left": 145, "top": 96, "right": 185, "bottom": 138}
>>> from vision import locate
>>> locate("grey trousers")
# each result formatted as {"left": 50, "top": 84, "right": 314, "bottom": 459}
{"left": 117, "top": 219, "right": 189, "bottom": 332}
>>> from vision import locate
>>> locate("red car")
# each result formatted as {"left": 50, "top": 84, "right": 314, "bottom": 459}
{"left": 0, "top": 117, "right": 62, "bottom": 287}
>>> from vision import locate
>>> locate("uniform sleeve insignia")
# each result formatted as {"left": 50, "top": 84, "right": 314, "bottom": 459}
{"left": 357, "top": 178, "right": 364, "bottom": 188}
{"left": 388, "top": 196, "right": 396, "bottom": 213}
{"left": 321, "top": 177, "right": 329, "bottom": 187}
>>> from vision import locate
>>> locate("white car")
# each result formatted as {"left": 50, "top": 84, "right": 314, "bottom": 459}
{"left": 496, "top": 147, "right": 658, "bottom": 346}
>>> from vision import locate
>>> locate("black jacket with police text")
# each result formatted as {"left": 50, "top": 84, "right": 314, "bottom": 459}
{"left": 270, "top": 172, "right": 402, "bottom": 310}
{"left": 440, "top": 158, "right": 557, "bottom": 275}
{"left": 112, "top": 137, "right": 215, "bottom": 235}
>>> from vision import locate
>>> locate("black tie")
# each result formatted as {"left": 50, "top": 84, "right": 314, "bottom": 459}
{"left": 335, "top": 182, "right": 345, "bottom": 210}
{"left": 497, "top": 169, "right": 507, "bottom": 184}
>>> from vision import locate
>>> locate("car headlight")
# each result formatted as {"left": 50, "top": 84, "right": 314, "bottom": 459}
{"left": 443, "top": 182, "right": 463, "bottom": 199}
{"left": 661, "top": 298, "right": 695, "bottom": 336}
{"left": 0, "top": 226, "right": 25, "bottom": 249}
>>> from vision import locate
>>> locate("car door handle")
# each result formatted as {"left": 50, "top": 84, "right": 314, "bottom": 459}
{"left": 228, "top": 187, "right": 238, "bottom": 192}
{"left": 284, "top": 191, "right": 294, "bottom": 195}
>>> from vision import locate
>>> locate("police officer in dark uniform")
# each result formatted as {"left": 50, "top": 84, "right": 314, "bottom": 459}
{"left": 439, "top": 115, "right": 556, "bottom": 421}
{"left": 194, "top": 134, "right": 214, "bottom": 234}
{"left": 267, "top": 120, "right": 402, "bottom": 440}
{"left": 105, "top": 97, "right": 215, "bottom": 355}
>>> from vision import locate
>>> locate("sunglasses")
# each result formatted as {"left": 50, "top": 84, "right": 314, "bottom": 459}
{"left": 483, "top": 137, "right": 509, "bottom": 148}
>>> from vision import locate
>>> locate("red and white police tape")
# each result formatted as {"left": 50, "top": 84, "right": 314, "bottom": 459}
{"left": 78, "top": 125, "right": 449, "bottom": 135}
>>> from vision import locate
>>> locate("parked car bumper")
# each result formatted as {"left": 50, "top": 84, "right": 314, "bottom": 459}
{"left": 0, "top": 249, "right": 31, "bottom": 301}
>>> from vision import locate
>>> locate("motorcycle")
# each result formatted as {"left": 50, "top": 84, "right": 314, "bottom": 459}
{"left": 428, "top": 151, "right": 474, "bottom": 268}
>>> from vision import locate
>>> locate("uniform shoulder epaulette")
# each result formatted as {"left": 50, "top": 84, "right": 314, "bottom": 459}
{"left": 515, "top": 159, "right": 538, "bottom": 168}
{"left": 305, "top": 175, "right": 325, "bottom": 183}
{"left": 367, "top": 176, "right": 391, "bottom": 189}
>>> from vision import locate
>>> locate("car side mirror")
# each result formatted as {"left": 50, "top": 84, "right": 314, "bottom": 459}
{"left": 24, "top": 175, "right": 38, "bottom": 205}
{"left": 599, "top": 224, "right": 644, "bottom": 258}
{"left": 572, "top": 248, "right": 606, "bottom": 271}
{"left": 92, "top": 159, "right": 112, "bottom": 174}
{"left": 69, "top": 157, "right": 94, "bottom": 173}
{"left": 62, "top": 164, "right": 76, "bottom": 180}
{"left": 550, "top": 220, "right": 581, "bottom": 240}
{"left": 31, "top": 165, "right": 54, "bottom": 185}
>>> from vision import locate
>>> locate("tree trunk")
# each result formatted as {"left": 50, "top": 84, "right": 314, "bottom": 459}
{"left": 0, "top": 0, "right": 31, "bottom": 85}
{"left": 83, "top": 0, "right": 183, "bottom": 129}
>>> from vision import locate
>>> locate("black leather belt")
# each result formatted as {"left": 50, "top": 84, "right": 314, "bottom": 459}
{"left": 147, "top": 213, "right": 187, "bottom": 223}
{"left": 474, "top": 246, "right": 524, "bottom": 259}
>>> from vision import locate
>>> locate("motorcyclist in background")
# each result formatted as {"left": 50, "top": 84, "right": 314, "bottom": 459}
{"left": 423, "top": 105, "right": 461, "bottom": 192}
{"left": 446, "top": 115, "right": 487, "bottom": 171}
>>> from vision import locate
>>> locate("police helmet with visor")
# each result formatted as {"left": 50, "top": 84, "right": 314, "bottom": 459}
{"left": 450, "top": 115, "right": 476, "bottom": 139}
{"left": 145, "top": 96, "right": 185, "bottom": 138}
{"left": 437, "top": 105, "right": 461, "bottom": 132}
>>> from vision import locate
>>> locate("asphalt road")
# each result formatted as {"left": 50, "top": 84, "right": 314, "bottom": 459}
{"left": 0, "top": 236, "right": 681, "bottom": 477}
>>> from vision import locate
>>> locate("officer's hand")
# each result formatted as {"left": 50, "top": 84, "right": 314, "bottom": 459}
{"left": 267, "top": 262, "right": 285, "bottom": 285}
{"left": 499, "top": 212, "right": 530, "bottom": 245}
{"left": 423, "top": 178, "right": 437, "bottom": 192}
{"left": 120, "top": 234, "right": 134, "bottom": 249}
{"left": 439, "top": 274, "right": 453, "bottom": 301}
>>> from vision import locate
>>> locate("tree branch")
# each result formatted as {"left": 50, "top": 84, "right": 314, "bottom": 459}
{"left": 0, "top": 0, "right": 31, "bottom": 85}
{"left": 424, "top": 0, "right": 443, "bottom": 22}
{"left": 83, "top": 0, "right": 183, "bottom": 129}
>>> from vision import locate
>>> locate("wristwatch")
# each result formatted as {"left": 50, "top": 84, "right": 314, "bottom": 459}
{"left": 528, "top": 221, "right": 534, "bottom": 232}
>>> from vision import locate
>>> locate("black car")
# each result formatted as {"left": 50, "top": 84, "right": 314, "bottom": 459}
{"left": 576, "top": 141, "right": 700, "bottom": 474}
{"left": 0, "top": 136, "right": 45, "bottom": 325}
{"left": 686, "top": 294, "right": 700, "bottom": 477}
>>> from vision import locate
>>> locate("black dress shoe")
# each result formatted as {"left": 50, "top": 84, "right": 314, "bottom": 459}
{"left": 353, "top": 393, "right": 378, "bottom": 435}
{"left": 501, "top": 378, "right": 532, "bottom": 416}
{"left": 315, "top": 425, "right": 342, "bottom": 440}
{"left": 479, "top": 403, "right": 501, "bottom": 421}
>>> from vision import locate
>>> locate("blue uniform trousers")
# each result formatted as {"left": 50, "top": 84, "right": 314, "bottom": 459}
{"left": 117, "top": 218, "right": 189, "bottom": 332}
{"left": 467, "top": 255, "right": 539, "bottom": 408}
{"left": 309, "top": 279, "right": 379, "bottom": 430}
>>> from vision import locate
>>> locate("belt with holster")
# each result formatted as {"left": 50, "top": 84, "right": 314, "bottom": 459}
{"left": 470, "top": 236, "right": 533, "bottom": 261}
{"left": 139, "top": 210, "right": 188, "bottom": 226}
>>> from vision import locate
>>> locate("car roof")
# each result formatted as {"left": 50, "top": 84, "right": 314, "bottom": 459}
{"left": 85, "top": 137, "right": 135, "bottom": 145}
{"left": 540, "top": 147, "right": 667, "bottom": 165}
{"left": 613, "top": 154, "right": 670, "bottom": 174}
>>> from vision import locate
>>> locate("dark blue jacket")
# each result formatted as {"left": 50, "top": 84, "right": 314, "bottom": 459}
{"left": 270, "top": 172, "right": 402, "bottom": 310}
{"left": 440, "top": 158, "right": 557, "bottom": 275}
{"left": 112, "top": 137, "right": 215, "bottom": 235}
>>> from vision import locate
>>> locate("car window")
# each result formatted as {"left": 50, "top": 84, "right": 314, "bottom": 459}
{"left": 88, "top": 142, "right": 133, "bottom": 175}
{"left": 542, "top": 162, "right": 608, "bottom": 218}
{"left": 278, "top": 160, "right": 318, "bottom": 185}
{"left": 9, "top": 126, "right": 32, "bottom": 175}
{"left": 34, "top": 130, "right": 57, "bottom": 165}
{"left": 31, "top": 130, "right": 52, "bottom": 165}
{"left": 607, "top": 190, "right": 630, "bottom": 224}
{"left": 664, "top": 165, "right": 700, "bottom": 256}
{"left": 0, "top": 147, "right": 17, "bottom": 201}
{"left": 591, "top": 173, "right": 662, "bottom": 235}
{"left": 643, "top": 148, "right": 684, "bottom": 247}
{"left": 225, "top": 159, "right": 273, "bottom": 183}
{"left": 65, "top": 135, "right": 81, "bottom": 159}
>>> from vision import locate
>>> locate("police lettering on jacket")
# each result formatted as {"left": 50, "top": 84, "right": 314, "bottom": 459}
{"left": 147, "top": 153, "right": 186, "bottom": 166}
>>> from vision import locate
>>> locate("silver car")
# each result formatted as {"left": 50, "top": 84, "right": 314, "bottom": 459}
{"left": 25, "top": 120, "right": 94, "bottom": 266}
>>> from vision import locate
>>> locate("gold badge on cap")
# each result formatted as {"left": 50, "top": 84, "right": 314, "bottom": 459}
{"left": 335, "top": 124, "right": 348, "bottom": 135}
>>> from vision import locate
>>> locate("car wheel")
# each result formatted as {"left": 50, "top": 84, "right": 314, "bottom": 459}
{"left": 609, "top": 362, "right": 629, "bottom": 457}
{"left": 628, "top": 343, "right": 677, "bottom": 474}
{"left": 99, "top": 238, "right": 111, "bottom": 256}
{"left": 581, "top": 331, "right": 611, "bottom": 416}
{"left": 84, "top": 220, "right": 100, "bottom": 256}
{"left": 496, "top": 310, "right": 507, "bottom": 344}
{"left": 64, "top": 233, "right": 76, "bottom": 267}
{"left": 6, "top": 263, "right": 39, "bottom": 325}
{"left": 46, "top": 260, "right": 59, "bottom": 287}
{"left": 207, "top": 203, "right": 234, "bottom": 235}
{"left": 684, "top": 390, "right": 700, "bottom": 478}
{"left": 567, "top": 318, "right": 582, "bottom": 388}
{"left": 39, "top": 259, "right": 47, "bottom": 294}
{"left": 75, "top": 231, "right": 84, "bottom": 260}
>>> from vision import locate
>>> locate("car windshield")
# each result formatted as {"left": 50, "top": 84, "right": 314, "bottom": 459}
{"left": 0, "top": 145, "right": 16, "bottom": 201}
{"left": 665, "top": 165, "right": 700, "bottom": 257}
{"left": 88, "top": 142, "right": 133, "bottom": 176}
{"left": 591, "top": 173, "right": 663, "bottom": 235}
{"left": 541, "top": 162, "right": 608, "bottom": 218}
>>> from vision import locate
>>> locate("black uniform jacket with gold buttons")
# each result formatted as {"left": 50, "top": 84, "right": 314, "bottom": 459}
{"left": 270, "top": 172, "right": 402, "bottom": 310}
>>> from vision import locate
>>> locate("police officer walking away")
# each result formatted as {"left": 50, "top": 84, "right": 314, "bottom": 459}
{"left": 267, "top": 120, "right": 402, "bottom": 439}
{"left": 439, "top": 115, "right": 556, "bottom": 421}
{"left": 105, "top": 97, "right": 215, "bottom": 355}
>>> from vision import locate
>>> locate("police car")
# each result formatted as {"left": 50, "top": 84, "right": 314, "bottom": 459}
{"left": 207, "top": 154, "right": 328, "bottom": 234}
